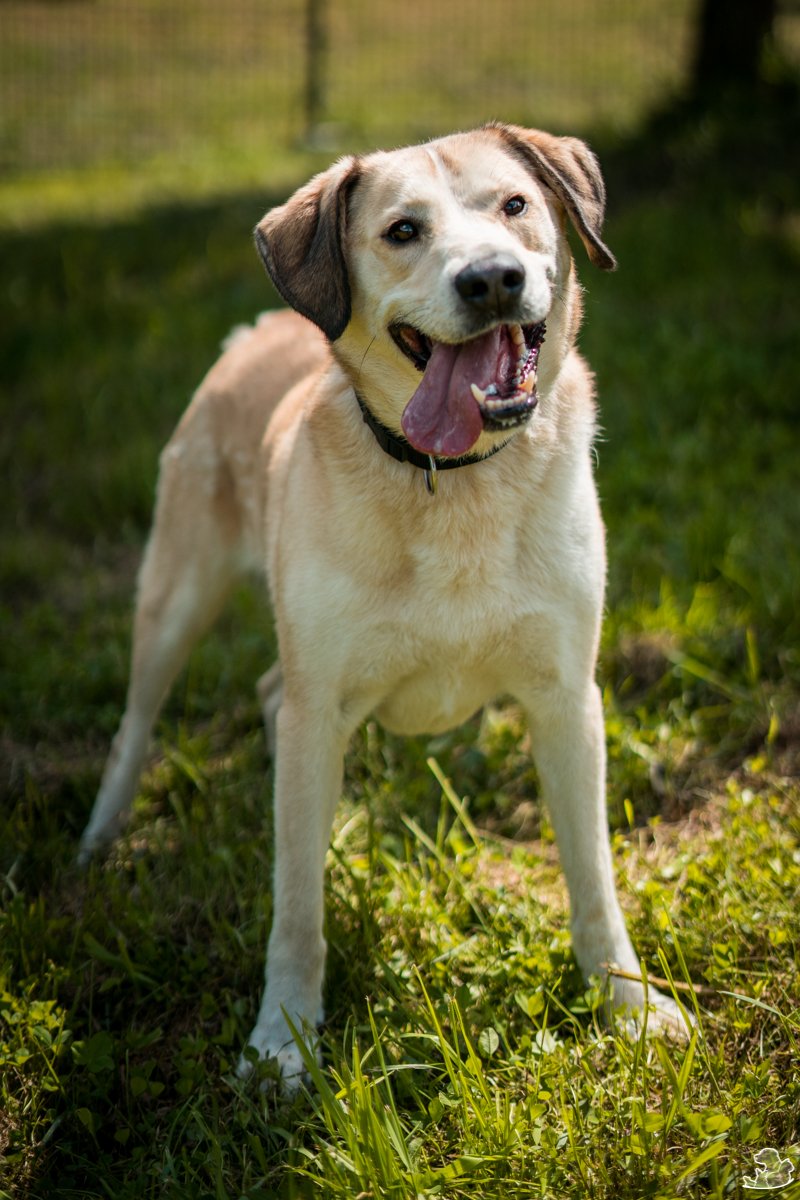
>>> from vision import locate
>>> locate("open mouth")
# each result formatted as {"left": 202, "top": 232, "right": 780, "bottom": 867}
{"left": 391, "top": 321, "right": 546, "bottom": 458}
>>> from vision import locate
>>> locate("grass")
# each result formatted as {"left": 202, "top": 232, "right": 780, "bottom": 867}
{"left": 2, "top": 66, "right": 800, "bottom": 1200}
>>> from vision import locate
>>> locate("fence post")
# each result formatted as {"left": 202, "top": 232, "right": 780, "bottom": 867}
{"left": 304, "top": 0, "right": 327, "bottom": 143}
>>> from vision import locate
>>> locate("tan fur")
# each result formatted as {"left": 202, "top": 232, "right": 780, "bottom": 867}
{"left": 80, "top": 125, "right": 690, "bottom": 1087}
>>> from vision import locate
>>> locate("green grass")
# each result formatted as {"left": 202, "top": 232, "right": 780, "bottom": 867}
{"left": 2, "top": 80, "right": 800, "bottom": 1198}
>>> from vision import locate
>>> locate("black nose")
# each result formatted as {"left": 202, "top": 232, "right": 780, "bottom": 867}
{"left": 454, "top": 254, "right": 526, "bottom": 313}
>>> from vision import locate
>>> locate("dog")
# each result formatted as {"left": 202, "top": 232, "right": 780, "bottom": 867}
{"left": 79, "top": 123, "right": 690, "bottom": 1086}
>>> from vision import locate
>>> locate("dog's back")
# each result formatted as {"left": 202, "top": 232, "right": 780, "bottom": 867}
{"left": 161, "top": 309, "right": 329, "bottom": 574}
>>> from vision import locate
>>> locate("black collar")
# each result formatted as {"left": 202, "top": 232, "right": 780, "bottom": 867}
{"left": 355, "top": 393, "right": 508, "bottom": 491}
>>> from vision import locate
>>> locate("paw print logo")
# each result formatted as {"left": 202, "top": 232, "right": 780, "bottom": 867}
{"left": 743, "top": 1148, "right": 795, "bottom": 1191}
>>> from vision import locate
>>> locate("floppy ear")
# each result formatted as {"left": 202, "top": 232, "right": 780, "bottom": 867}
{"left": 491, "top": 123, "right": 616, "bottom": 271}
{"left": 254, "top": 155, "right": 361, "bottom": 341}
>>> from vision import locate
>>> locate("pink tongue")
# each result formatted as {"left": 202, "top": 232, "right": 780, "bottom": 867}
{"left": 401, "top": 327, "right": 509, "bottom": 458}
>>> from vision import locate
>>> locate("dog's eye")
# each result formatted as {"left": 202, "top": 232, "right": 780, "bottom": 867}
{"left": 385, "top": 219, "right": 419, "bottom": 244}
{"left": 503, "top": 195, "right": 527, "bottom": 217}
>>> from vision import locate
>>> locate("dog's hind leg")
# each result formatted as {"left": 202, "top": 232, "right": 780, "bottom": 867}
{"left": 256, "top": 662, "right": 283, "bottom": 760}
{"left": 79, "top": 429, "right": 247, "bottom": 863}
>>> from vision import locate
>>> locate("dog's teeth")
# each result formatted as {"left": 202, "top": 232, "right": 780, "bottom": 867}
{"left": 519, "top": 374, "right": 535, "bottom": 394}
{"left": 510, "top": 324, "right": 527, "bottom": 367}
{"left": 471, "top": 383, "right": 501, "bottom": 404}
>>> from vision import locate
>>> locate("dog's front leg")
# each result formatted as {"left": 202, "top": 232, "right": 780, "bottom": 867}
{"left": 241, "top": 696, "right": 348, "bottom": 1088}
{"left": 525, "top": 681, "right": 690, "bottom": 1037}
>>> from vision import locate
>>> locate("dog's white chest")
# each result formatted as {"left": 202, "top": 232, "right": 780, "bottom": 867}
{"left": 354, "top": 563, "right": 548, "bottom": 738}
{"left": 374, "top": 658, "right": 499, "bottom": 737}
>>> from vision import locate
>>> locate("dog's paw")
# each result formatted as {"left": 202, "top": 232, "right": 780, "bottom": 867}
{"left": 606, "top": 975, "right": 696, "bottom": 1042}
{"left": 237, "top": 1022, "right": 321, "bottom": 1095}
{"left": 76, "top": 833, "right": 105, "bottom": 869}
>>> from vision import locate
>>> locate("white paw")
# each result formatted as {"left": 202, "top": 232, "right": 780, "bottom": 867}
{"left": 237, "top": 1021, "right": 321, "bottom": 1094}
{"left": 607, "top": 976, "right": 696, "bottom": 1041}
{"left": 76, "top": 832, "right": 106, "bottom": 868}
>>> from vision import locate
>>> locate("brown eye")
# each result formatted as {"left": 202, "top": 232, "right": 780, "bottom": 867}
{"left": 503, "top": 195, "right": 527, "bottom": 217}
{"left": 385, "top": 219, "right": 419, "bottom": 243}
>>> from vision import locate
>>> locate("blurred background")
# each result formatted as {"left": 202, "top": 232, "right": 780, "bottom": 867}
{"left": 1, "top": 0, "right": 798, "bottom": 217}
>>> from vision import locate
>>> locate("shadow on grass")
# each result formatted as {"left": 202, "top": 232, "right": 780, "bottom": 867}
{"left": 1, "top": 188, "right": 291, "bottom": 543}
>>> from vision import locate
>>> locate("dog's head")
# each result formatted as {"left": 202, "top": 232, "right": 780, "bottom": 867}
{"left": 255, "top": 124, "right": 614, "bottom": 459}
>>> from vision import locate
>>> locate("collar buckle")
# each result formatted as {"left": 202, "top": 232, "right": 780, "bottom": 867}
{"left": 423, "top": 457, "right": 438, "bottom": 496}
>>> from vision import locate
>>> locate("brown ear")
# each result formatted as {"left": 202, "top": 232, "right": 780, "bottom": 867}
{"left": 491, "top": 124, "right": 616, "bottom": 271}
{"left": 254, "top": 156, "right": 361, "bottom": 341}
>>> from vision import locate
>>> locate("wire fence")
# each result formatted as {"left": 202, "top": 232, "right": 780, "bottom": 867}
{"left": 1, "top": 0, "right": 799, "bottom": 178}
